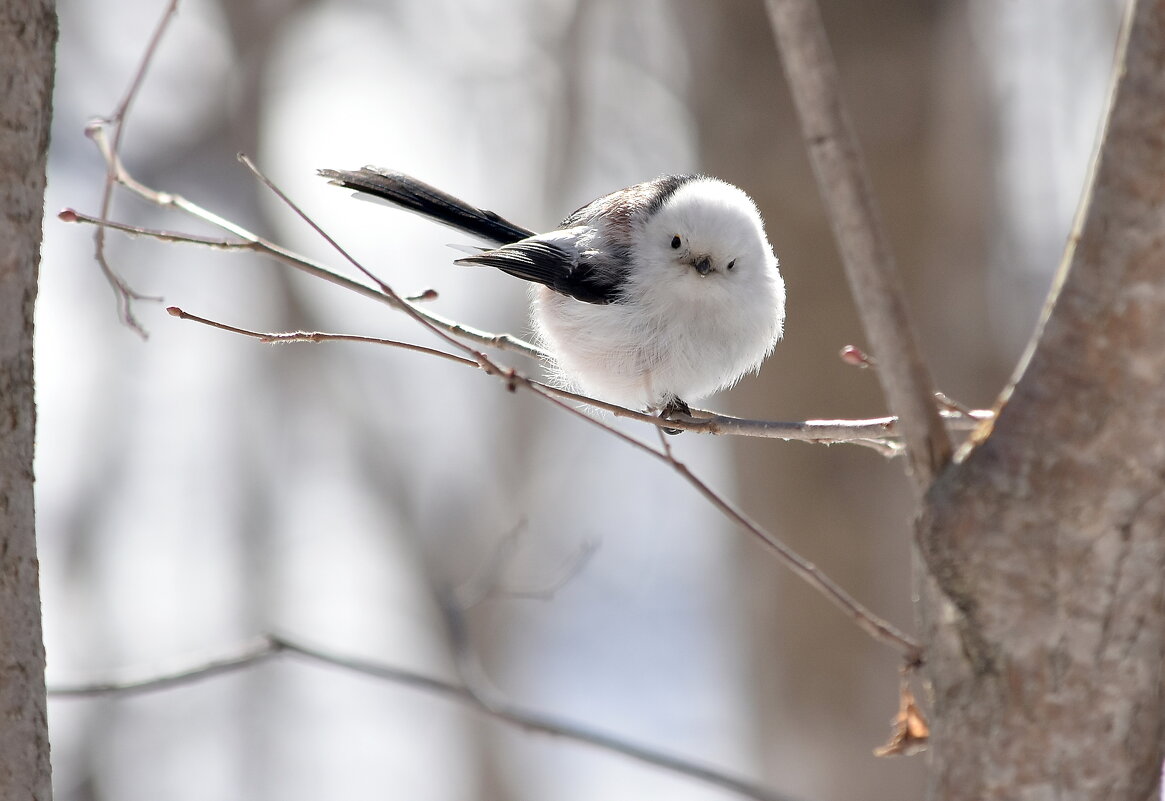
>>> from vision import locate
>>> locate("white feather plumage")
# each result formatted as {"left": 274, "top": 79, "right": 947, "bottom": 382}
{"left": 532, "top": 177, "right": 785, "bottom": 410}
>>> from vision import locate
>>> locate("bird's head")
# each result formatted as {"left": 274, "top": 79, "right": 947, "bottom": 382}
{"left": 638, "top": 177, "right": 778, "bottom": 289}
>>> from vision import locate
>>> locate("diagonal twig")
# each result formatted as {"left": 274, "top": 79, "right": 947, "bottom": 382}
{"left": 764, "top": 0, "right": 953, "bottom": 491}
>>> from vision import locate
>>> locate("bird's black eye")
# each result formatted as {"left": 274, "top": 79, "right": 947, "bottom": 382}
{"left": 727, "top": 259, "right": 736, "bottom": 271}
{"left": 670, "top": 235, "right": 681, "bottom": 249}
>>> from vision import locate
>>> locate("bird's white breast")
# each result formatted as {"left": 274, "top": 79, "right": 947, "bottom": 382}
{"left": 532, "top": 259, "right": 785, "bottom": 410}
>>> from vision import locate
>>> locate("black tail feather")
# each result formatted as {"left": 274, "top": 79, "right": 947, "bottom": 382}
{"left": 318, "top": 167, "right": 534, "bottom": 246}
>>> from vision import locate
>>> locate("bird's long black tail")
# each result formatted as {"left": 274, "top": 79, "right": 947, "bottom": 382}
{"left": 318, "top": 167, "right": 534, "bottom": 246}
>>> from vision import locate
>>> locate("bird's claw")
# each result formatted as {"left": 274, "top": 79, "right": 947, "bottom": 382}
{"left": 660, "top": 398, "right": 691, "bottom": 436}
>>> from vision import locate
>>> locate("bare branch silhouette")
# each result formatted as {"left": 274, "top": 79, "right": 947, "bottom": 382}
{"left": 49, "top": 633, "right": 804, "bottom": 801}
{"left": 86, "top": 0, "right": 179, "bottom": 336}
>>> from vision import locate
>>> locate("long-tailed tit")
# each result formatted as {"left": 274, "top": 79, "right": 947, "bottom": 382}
{"left": 319, "top": 167, "right": 786, "bottom": 431}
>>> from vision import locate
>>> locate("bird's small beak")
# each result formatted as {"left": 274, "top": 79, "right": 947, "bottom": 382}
{"left": 692, "top": 256, "right": 713, "bottom": 276}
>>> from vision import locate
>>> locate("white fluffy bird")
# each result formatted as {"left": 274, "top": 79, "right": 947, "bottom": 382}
{"left": 320, "top": 168, "right": 786, "bottom": 431}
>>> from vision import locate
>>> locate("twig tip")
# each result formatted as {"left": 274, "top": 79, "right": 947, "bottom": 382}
{"left": 58, "top": 208, "right": 79, "bottom": 222}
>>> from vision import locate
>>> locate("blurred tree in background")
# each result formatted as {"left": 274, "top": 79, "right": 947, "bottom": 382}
{"left": 26, "top": 1, "right": 1156, "bottom": 800}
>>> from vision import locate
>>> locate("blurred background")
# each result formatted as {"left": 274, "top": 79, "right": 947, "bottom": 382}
{"left": 38, "top": 1, "right": 1125, "bottom": 799}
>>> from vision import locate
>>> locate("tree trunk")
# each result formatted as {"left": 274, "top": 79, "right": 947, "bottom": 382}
{"left": 916, "top": 0, "right": 1165, "bottom": 798}
{"left": 0, "top": 1, "right": 57, "bottom": 799}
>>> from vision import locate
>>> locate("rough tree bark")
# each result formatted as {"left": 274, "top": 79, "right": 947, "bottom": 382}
{"left": 916, "top": 0, "right": 1165, "bottom": 798}
{"left": 0, "top": 0, "right": 57, "bottom": 799}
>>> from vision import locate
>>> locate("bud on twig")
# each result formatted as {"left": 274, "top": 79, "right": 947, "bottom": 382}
{"left": 840, "top": 345, "right": 877, "bottom": 369}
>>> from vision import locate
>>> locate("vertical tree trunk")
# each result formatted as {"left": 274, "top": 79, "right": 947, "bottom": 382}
{"left": 0, "top": 1, "right": 57, "bottom": 799}
{"left": 916, "top": 0, "right": 1165, "bottom": 798}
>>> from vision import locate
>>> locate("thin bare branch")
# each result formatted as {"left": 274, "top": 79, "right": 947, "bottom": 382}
{"left": 764, "top": 0, "right": 953, "bottom": 490}
{"left": 48, "top": 634, "right": 802, "bottom": 801}
{"left": 238, "top": 154, "right": 393, "bottom": 304}
{"left": 61, "top": 205, "right": 545, "bottom": 360}
{"left": 48, "top": 637, "right": 278, "bottom": 698}
{"left": 86, "top": 0, "right": 180, "bottom": 336}
{"left": 163, "top": 301, "right": 990, "bottom": 450}
{"left": 677, "top": 408, "right": 989, "bottom": 442}
{"left": 667, "top": 453, "right": 921, "bottom": 661}
{"left": 165, "top": 306, "right": 480, "bottom": 368}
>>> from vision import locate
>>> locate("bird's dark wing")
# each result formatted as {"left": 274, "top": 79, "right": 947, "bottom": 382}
{"left": 318, "top": 167, "right": 535, "bottom": 245}
{"left": 455, "top": 239, "right": 625, "bottom": 305}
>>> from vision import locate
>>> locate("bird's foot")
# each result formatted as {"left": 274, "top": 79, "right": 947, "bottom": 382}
{"left": 659, "top": 398, "right": 692, "bottom": 436}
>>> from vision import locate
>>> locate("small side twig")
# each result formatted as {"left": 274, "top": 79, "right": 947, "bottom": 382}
{"left": 85, "top": 0, "right": 180, "bottom": 336}
{"left": 453, "top": 522, "right": 601, "bottom": 607}
{"left": 839, "top": 344, "right": 979, "bottom": 421}
{"left": 165, "top": 306, "right": 480, "bottom": 369}
{"left": 495, "top": 538, "right": 600, "bottom": 601}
